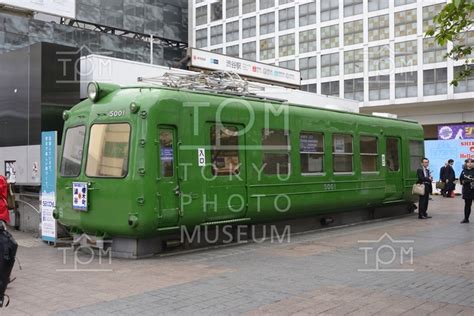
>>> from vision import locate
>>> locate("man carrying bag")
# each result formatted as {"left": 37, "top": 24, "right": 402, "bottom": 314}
{"left": 416, "top": 158, "right": 433, "bottom": 219}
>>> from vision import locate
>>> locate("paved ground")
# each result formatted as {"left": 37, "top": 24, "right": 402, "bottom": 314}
{"left": 5, "top": 196, "right": 473, "bottom": 315}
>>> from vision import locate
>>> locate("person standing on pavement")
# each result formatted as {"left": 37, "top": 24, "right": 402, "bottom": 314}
{"left": 0, "top": 175, "right": 10, "bottom": 228}
{"left": 460, "top": 158, "right": 474, "bottom": 223}
{"left": 444, "top": 159, "right": 456, "bottom": 198}
{"left": 439, "top": 162, "right": 448, "bottom": 197}
{"left": 417, "top": 158, "right": 433, "bottom": 219}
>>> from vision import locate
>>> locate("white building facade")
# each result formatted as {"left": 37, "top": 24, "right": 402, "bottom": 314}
{"left": 189, "top": 0, "right": 474, "bottom": 138}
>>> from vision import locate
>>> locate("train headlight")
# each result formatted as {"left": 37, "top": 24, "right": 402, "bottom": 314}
{"left": 130, "top": 102, "right": 140, "bottom": 113}
{"left": 62, "top": 110, "right": 70, "bottom": 121}
{"left": 87, "top": 82, "right": 99, "bottom": 102}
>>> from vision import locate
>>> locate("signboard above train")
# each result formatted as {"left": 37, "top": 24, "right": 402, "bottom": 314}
{"left": 0, "top": 0, "right": 76, "bottom": 19}
{"left": 188, "top": 48, "right": 301, "bottom": 88}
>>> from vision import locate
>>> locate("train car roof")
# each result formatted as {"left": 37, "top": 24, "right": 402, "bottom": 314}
{"left": 118, "top": 85, "right": 421, "bottom": 127}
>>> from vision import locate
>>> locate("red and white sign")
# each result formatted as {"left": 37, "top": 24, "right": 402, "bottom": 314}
{"left": 189, "top": 48, "right": 301, "bottom": 86}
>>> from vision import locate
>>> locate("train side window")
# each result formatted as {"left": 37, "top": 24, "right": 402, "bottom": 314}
{"left": 333, "top": 134, "right": 353, "bottom": 173}
{"left": 262, "top": 129, "right": 290, "bottom": 175}
{"left": 386, "top": 138, "right": 400, "bottom": 171}
{"left": 211, "top": 125, "right": 240, "bottom": 175}
{"left": 360, "top": 136, "right": 378, "bottom": 172}
{"left": 159, "top": 130, "right": 174, "bottom": 177}
{"left": 300, "top": 132, "right": 324, "bottom": 174}
{"left": 409, "top": 140, "right": 424, "bottom": 171}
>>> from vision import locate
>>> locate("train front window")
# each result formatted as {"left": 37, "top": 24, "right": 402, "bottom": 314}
{"left": 86, "top": 123, "right": 131, "bottom": 178}
{"left": 60, "top": 126, "right": 86, "bottom": 177}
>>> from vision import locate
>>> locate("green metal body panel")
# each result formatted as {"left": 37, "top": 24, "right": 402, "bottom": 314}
{"left": 56, "top": 86, "right": 424, "bottom": 239}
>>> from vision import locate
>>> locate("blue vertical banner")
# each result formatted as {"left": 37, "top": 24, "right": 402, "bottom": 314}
{"left": 41, "top": 131, "right": 57, "bottom": 242}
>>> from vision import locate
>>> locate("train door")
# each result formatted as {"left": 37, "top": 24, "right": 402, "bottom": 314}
{"left": 384, "top": 137, "right": 404, "bottom": 201}
{"left": 156, "top": 126, "right": 180, "bottom": 227}
{"left": 205, "top": 123, "right": 247, "bottom": 222}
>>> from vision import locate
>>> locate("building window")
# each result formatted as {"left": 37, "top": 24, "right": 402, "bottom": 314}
{"left": 299, "top": 2, "right": 316, "bottom": 27}
{"left": 344, "top": 0, "right": 363, "bottom": 17}
{"left": 299, "top": 56, "right": 317, "bottom": 80}
{"left": 423, "top": 68, "right": 447, "bottom": 96}
{"left": 211, "top": 1, "right": 223, "bottom": 21}
{"left": 242, "top": 17, "right": 256, "bottom": 39}
{"left": 395, "top": 0, "right": 416, "bottom": 6}
{"left": 368, "top": 14, "right": 389, "bottom": 42}
{"left": 226, "top": 44, "right": 239, "bottom": 57}
{"left": 333, "top": 134, "right": 353, "bottom": 173}
{"left": 386, "top": 138, "right": 400, "bottom": 172}
{"left": 279, "top": 60, "right": 295, "bottom": 70}
{"left": 409, "top": 140, "right": 423, "bottom": 172}
{"left": 260, "top": 0, "right": 274, "bottom": 10}
{"left": 262, "top": 129, "right": 290, "bottom": 175}
{"left": 279, "top": 34, "right": 295, "bottom": 57}
{"left": 301, "top": 84, "right": 317, "bottom": 93}
{"left": 299, "top": 29, "right": 317, "bottom": 54}
{"left": 344, "top": 20, "right": 363, "bottom": 46}
{"left": 243, "top": 41, "right": 256, "bottom": 60}
{"left": 226, "top": 0, "right": 239, "bottom": 18}
{"left": 423, "top": 3, "right": 445, "bottom": 33}
{"left": 321, "top": 52, "right": 339, "bottom": 77}
{"left": 454, "top": 65, "right": 474, "bottom": 93}
{"left": 260, "top": 37, "right": 275, "bottom": 60}
{"left": 211, "top": 25, "right": 223, "bottom": 46}
{"left": 395, "top": 40, "right": 417, "bottom": 68}
{"left": 344, "top": 48, "right": 364, "bottom": 74}
{"left": 196, "top": 29, "right": 208, "bottom": 48}
{"left": 321, "top": 81, "right": 340, "bottom": 97}
{"left": 423, "top": 38, "right": 446, "bottom": 64}
{"left": 211, "top": 125, "right": 240, "bottom": 176}
{"left": 243, "top": 0, "right": 256, "bottom": 14}
{"left": 369, "top": 45, "right": 390, "bottom": 71}
{"left": 211, "top": 48, "right": 223, "bottom": 54}
{"left": 369, "top": 75, "right": 390, "bottom": 101}
{"left": 344, "top": 78, "right": 364, "bottom": 101}
{"left": 279, "top": 0, "right": 294, "bottom": 4}
{"left": 368, "top": 0, "right": 388, "bottom": 12}
{"left": 300, "top": 132, "right": 324, "bottom": 174}
{"left": 360, "top": 136, "right": 378, "bottom": 172}
{"left": 279, "top": 7, "right": 295, "bottom": 31}
{"left": 196, "top": 6, "right": 207, "bottom": 26}
{"left": 321, "top": 24, "right": 339, "bottom": 50}
{"left": 226, "top": 21, "right": 239, "bottom": 42}
{"left": 395, "top": 9, "right": 417, "bottom": 37}
{"left": 321, "top": 0, "right": 339, "bottom": 22}
{"left": 260, "top": 12, "right": 275, "bottom": 35}
{"left": 395, "top": 71, "right": 418, "bottom": 98}
{"left": 454, "top": 32, "right": 474, "bottom": 59}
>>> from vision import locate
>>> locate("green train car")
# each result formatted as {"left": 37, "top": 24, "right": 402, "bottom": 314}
{"left": 55, "top": 81, "right": 424, "bottom": 240}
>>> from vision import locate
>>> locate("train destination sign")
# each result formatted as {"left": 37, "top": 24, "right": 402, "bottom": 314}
{"left": 189, "top": 48, "right": 301, "bottom": 87}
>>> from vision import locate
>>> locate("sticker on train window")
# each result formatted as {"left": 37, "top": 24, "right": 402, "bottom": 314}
{"left": 198, "top": 148, "right": 206, "bottom": 167}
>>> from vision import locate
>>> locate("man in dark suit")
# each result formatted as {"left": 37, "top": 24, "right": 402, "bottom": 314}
{"left": 417, "top": 158, "right": 433, "bottom": 219}
{"left": 444, "top": 159, "right": 456, "bottom": 197}
{"left": 439, "top": 162, "right": 447, "bottom": 197}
